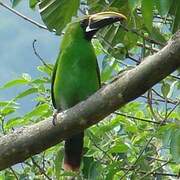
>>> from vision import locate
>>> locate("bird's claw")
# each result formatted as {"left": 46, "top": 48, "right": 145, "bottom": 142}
{"left": 52, "top": 110, "right": 59, "bottom": 126}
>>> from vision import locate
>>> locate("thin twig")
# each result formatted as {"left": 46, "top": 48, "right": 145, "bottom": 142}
{"left": 98, "top": 159, "right": 179, "bottom": 178}
{"left": 152, "top": 89, "right": 166, "bottom": 101}
{"left": 147, "top": 156, "right": 175, "bottom": 164}
{"left": 32, "top": 40, "right": 53, "bottom": 71}
{"left": 120, "top": 137, "right": 154, "bottom": 179}
{"left": 31, "top": 157, "right": 51, "bottom": 180}
{"left": 170, "top": 75, "right": 180, "bottom": 80}
{"left": 139, "top": 161, "right": 170, "bottom": 179}
{"left": 126, "top": 54, "right": 140, "bottom": 64}
{"left": 115, "top": 59, "right": 130, "bottom": 67}
{"left": 114, "top": 112, "right": 165, "bottom": 125}
{"left": 140, "top": 95, "right": 178, "bottom": 105}
{"left": 0, "top": 2, "right": 49, "bottom": 31}
{"left": 9, "top": 167, "right": 19, "bottom": 180}
{"left": 147, "top": 89, "right": 162, "bottom": 121}
{"left": 121, "top": 167, "right": 179, "bottom": 177}
{"left": 137, "top": 42, "right": 159, "bottom": 52}
{"left": 88, "top": 132, "right": 113, "bottom": 161}
{"left": 166, "top": 101, "right": 180, "bottom": 119}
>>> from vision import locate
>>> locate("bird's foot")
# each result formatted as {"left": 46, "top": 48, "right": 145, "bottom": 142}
{"left": 52, "top": 109, "right": 59, "bottom": 126}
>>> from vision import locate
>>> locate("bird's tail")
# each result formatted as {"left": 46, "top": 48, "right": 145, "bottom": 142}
{"left": 64, "top": 132, "right": 84, "bottom": 171}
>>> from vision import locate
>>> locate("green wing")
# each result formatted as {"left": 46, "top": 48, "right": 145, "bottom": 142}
{"left": 51, "top": 55, "right": 100, "bottom": 109}
{"left": 51, "top": 56, "right": 60, "bottom": 109}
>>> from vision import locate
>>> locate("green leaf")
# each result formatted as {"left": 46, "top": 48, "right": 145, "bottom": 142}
{"left": 82, "top": 156, "right": 94, "bottom": 178}
{"left": 160, "top": 124, "right": 174, "bottom": 148}
{"left": 22, "top": 73, "right": 31, "bottom": 81}
{"left": 29, "top": 0, "right": 38, "bottom": 9}
{"left": 0, "top": 79, "right": 29, "bottom": 90}
{"left": 1, "top": 106, "right": 18, "bottom": 116}
{"left": 161, "top": 82, "right": 170, "bottom": 97}
{"left": 99, "top": 25, "right": 126, "bottom": 59}
{"left": 87, "top": 0, "right": 108, "bottom": 13}
{"left": 11, "top": 0, "right": 22, "bottom": 7}
{"left": 88, "top": 161, "right": 101, "bottom": 179}
{"left": 15, "top": 88, "right": 38, "bottom": 99}
{"left": 141, "top": 0, "right": 153, "bottom": 32}
{"left": 128, "top": 0, "right": 139, "bottom": 12}
{"left": 125, "top": 123, "right": 138, "bottom": 133}
{"left": 32, "top": 78, "right": 49, "bottom": 84}
{"left": 167, "top": 81, "right": 177, "bottom": 98}
{"left": 97, "top": 117, "right": 121, "bottom": 135}
{"left": 170, "top": 129, "right": 180, "bottom": 163}
{"left": 37, "top": 65, "right": 53, "bottom": 76}
{"left": 98, "top": 11, "right": 141, "bottom": 59}
{"left": 0, "top": 101, "right": 17, "bottom": 107}
{"left": 105, "top": 162, "right": 119, "bottom": 180}
{"left": 39, "top": 0, "right": 80, "bottom": 35}
{"left": 101, "top": 58, "right": 117, "bottom": 82}
{"left": 5, "top": 117, "right": 26, "bottom": 129}
{"left": 155, "top": 0, "right": 172, "bottom": 16}
{"left": 24, "top": 104, "right": 49, "bottom": 119}
{"left": 109, "top": 142, "right": 128, "bottom": 153}
{"left": 54, "top": 149, "right": 63, "bottom": 179}
{"left": 151, "top": 27, "right": 167, "bottom": 44}
{"left": 172, "top": 1, "right": 180, "bottom": 33}
{"left": 92, "top": 39, "right": 104, "bottom": 55}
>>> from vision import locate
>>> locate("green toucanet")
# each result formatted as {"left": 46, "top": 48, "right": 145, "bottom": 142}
{"left": 51, "top": 12, "right": 126, "bottom": 171}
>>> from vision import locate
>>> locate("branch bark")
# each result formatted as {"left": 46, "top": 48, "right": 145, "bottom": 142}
{"left": 0, "top": 31, "right": 180, "bottom": 171}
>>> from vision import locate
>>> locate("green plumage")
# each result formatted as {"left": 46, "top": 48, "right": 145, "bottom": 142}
{"left": 51, "top": 22, "right": 100, "bottom": 170}
{"left": 51, "top": 11, "right": 126, "bottom": 171}
{"left": 52, "top": 22, "right": 100, "bottom": 109}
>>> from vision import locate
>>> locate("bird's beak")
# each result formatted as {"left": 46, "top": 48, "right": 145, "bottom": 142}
{"left": 86, "top": 11, "right": 127, "bottom": 32}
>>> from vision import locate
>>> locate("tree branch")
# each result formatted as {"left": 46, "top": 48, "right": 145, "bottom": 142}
{"left": 0, "top": 30, "right": 180, "bottom": 170}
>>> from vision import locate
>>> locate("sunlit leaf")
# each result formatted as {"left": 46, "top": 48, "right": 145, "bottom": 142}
{"left": 167, "top": 81, "right": 177, "bottom": 98}
{"left": 141, "top": 0, "right": 153, "bottom": 32}
{"left": 39, "top": 0, "right": 80, "bottom": 35}
{"left": 109, "top": 140, "right": 128, "bottom": 153}
{"left": 0, "top": 101, "right": 18, "bottom": 107}
{"left": 170, "top": 129, "right": 180, "bottom": 163}
{"left": 24, "top": 104, "right": 50, "bottom": 119}
{"left": 155, "top": 0, "right": 172, "bottom": 16}
{"left": 0, "top": 79, "right": 29, "bottom": 90}
{"left": 5, "top": 117, "right": 27, "bottom": 129}
{"left": 29, "top": 0, "right": 38, "bottom": 9}
{"left": 1, "top": 106, "right": 18, "bottom": 116}
{"left": 161, "top": 82, "right": 170, "bottom": 97}
{"left": 15, "top": 88, "right": 38, "bottom": 99}
{"left": 37, "top": 65, "right": 53, "bottom": 76}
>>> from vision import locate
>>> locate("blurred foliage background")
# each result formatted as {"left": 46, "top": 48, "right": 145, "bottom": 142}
{"left": 0, "top": 0, "right": 180, "bottom": 179}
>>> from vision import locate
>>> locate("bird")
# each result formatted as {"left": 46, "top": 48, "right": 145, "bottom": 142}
{"left": 51, "top": 11, "right": 126, "bottom": 171}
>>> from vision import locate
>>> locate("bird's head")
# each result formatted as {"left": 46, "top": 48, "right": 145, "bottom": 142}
{"left": 64, "top": 12, "right": 126, "bottom": 41}
{"left": 80, "top": 11, "right": 127, "bottom": 40}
